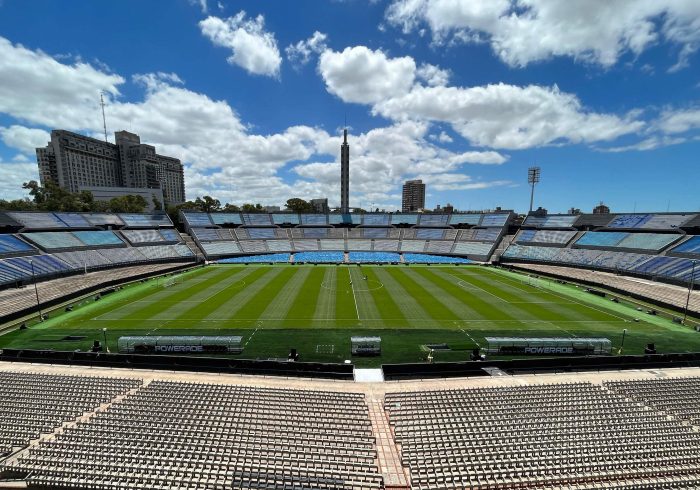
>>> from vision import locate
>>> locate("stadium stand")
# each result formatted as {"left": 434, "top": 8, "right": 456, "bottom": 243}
{"left": 300, "top": 214, "right": 328, "bottom": 225}
{"left": 118, "top": 213, "right": 172, "bottom": 228}
{"left": 480, "top": 213, "right": 510, "bottom": 227}
{"left": 272, "top": 213, "right": 300, "bottom": 225}
{"left": 83, "top": 213, "right": 124, "bottom": 227}
{"left": 605, "top": 377, "right": 700, "bottom": 426}
{"left": 191, "top": 228, "right": 235, "bottom": 241}
{"left": 53, "top": 212, "right": 91, "bottom": 228}
{"left": 209, "top": 212, "right": 243, "bottom": 225}
{"left": 523, "top": 214, "right": 579, "bottom": 228}
{"left": 425, "top": 241, "right": 454, "bottom": 254}
{"left": 403, "top": 253, "right": 470, "bottom": 264}
{"left": 506, "top": 263, "right": 700, "bottom": 314}
{"left": 600, "top": 213, "right": 696, "bottom": 230}
{"left": 362, "top": 214, "right": 390, "bottom": 226}
{"left": 418, "top": 214, "right": 449, "bottom": 227}
{"left": 670, "top": 235, "right": 700, "bottom": 257}
{"left": 320, "top": 239, "right": 346, "bottom": 250}
{"left": 0, "top": 372, "right": 141, "bottom": 457}
{"left": 8, "top": 380, "right": 382, "bottom": 490}
{"left": 0, "top": 235, "right": 37, "bottom": 257}
{"left": 373, "top": 240, "right": 399, "bottom": 251}
{"left": 72, "top": 230, "right": 126, "bottom": 247}
{"left": 348, "top": 251, "right": 400, "bottom": 263}
{"left": 0, "top": 262, "right": 191, "bottom": 319}
{"left": 570, "top": 213, "right": 614, "bottom": 228}
{"left": 121, "top": 229, "right": 180, "bottom": 245}
{"left": 182, "top": 212, "right": 513, "bottom": 261}
{"left": 294, "top": 251, "right": 344, "bottom": 263}
{"left": 386, "top": 381, "right": 700, "bottom": 489}
{"left": 240, "top": 240, "right": 268, "bottom": 253}
{"left": 390, "top": 214, "right": 419, "bottom": 225}
{"left": 329, "top": 213, "right": 361, "bottom": 225}
{"left": 574, "top": 231, "right": 629, "bottom": 248}
{"left": 7, "top": 212, "right": 67, "bottom": 229}
{"left": 242, "top": 213, "right": 273, "bottom": 226}
{"left": 448, "top": 213, "right": 482, "bottom": 225}
{"left": 265, "top": 240, "right": 293, "bottom": 252}
{"left": 293, "top": 239, "right": 320, "bottom": 251}
{"left": 181, "top": 212, "right": 213, "bottom": 227}
{"left": 199, "top": 241, "right": 242, "bottom": 257}
{"left": 219, "top": 253, "right": 290, "bottom": 263}
{"left": 400, "top": 240, "right": 426, "bottom": 253}
{"left": 347, "top": 240, "right": 373, "bottom": 251}
{"left": 451, "top": 242, "right": 495, "bottom": 257}
{"left": 516, "top": 229, "right": 577, "bottom": 245}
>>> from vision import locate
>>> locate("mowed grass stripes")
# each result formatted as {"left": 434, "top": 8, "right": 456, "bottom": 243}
{"left": 4, "top": 263, "right": 700, "bottom": 365}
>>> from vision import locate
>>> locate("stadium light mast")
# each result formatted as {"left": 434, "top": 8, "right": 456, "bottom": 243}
{"left": 527, "top": 166, "right": 541, "bottom": 214}
{"left": 683, "top": 259, "right": 698, "bottom": 325}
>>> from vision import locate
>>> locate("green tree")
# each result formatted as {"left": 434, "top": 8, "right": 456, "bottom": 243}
{"left": 285, "top": 198, "right": 313, "bottom": 213}
{"left": 152, "top": 196, "right": 163, "bottom": 211}
{"left": 241, "top": 203, "right": 263, "bottom": 213}
{"left": 0, "top": 198, "right": 36, "bottom": 211}
{"left": 194, "top": 195, "right": 221, "bottom": 213}
{"left": 107, "top": 195, "right": 148, "bottom": 213}
{"left": 222, "top": 203, "right": 240, "bottom": 212}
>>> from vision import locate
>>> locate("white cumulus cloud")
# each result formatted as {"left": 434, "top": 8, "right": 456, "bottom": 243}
{"left": 386, "top": 0, "right": 700, "bottom": 70}
{"left": 199, "top": 11, "right": 282, "bottom": 78}
{"left": 318, "top": 46, "right": 416, "bottom": 104}
{"left": 286, "top": 31, "right": 328, "bottom": 67}
{"left": 0, "top": 125, "right": 51, "bottom": 155}
{"left": 373, "top": 83, "right": 644, "bottom": 149}
{"left": 416, "top": 63, "right": 450, "bottom": 86}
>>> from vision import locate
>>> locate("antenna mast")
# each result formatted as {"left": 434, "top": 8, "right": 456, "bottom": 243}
{"left": 100, "top": 92, "right": 108, "bottom": 142}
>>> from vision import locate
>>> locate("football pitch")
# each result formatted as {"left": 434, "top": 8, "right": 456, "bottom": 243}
{"left": 3, "top": 264, "right": 700, "bottom": 366}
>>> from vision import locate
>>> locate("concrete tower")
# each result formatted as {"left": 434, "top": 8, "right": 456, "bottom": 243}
{"left": 340, "top": 129, "right": 350, "bottom": 214}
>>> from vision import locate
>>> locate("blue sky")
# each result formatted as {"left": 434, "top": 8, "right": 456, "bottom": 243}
{"left": 0, "top": 0, "right": 699, "bottom": 213}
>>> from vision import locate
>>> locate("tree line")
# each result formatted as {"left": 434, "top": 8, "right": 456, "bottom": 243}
{"left": 0, "top": 181, "right": 346, "bottom": 220}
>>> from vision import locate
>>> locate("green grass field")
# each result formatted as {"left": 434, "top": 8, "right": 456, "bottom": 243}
{"left": 2, "top": 264, "right": 700, "bottom": 366}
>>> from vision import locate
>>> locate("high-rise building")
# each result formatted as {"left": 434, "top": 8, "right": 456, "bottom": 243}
{"left": 402, "top": 179, "right": 425, "bottom": 212}
{"left": 340, "top": 129, "right": 349, "bottom": 214}
{"left": 36, "top": 130, "right": 185, "bottom": 205}
{"left": 310, "top": 198, "right": 329, "bottom": 213}
{"left": 593, "top": 202, "right": 610, "bottom": 214}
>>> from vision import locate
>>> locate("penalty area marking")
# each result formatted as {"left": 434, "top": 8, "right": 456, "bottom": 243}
{"left": 456, "top": 279, "right": 509, "bottom": 304}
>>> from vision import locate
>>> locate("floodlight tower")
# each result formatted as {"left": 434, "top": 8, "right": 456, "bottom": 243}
{"left": 527, "top": 166, "right": 541, "bottom": 214}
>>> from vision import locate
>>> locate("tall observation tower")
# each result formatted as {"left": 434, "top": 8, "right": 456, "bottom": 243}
{"left": 340, "top": 129, "right": 350, "bottom": 214}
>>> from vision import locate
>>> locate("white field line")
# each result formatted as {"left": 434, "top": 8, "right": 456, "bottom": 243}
{"left": 456, "top": 279, "right": 510, "bottom": 304}
{"left": 459, "top": 327, "right": 481, "bottom": 347}
{"left": 91, "top": 317, "right": 630, "bottom": 324}
{"left": 349, "top": 268, "right": 361, "bottom": 321}
{"left": 244, "top": 328, "right": 259, "bottom": 347}
{"left": 544, "top": 320, "right": 577, "bottom": 338}
{"left": 486, "top": 267, "right": 630, "bottom": 321}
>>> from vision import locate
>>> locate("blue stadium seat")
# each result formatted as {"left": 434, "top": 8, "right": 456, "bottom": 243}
{"left": 209, "top": 213, "right": 243, "bottom": 225}
{"left": 403, "top": 253, "right": 471, "bottom": 264}
{"left": 218, "top": 253, "right": 290, "bottom": 263}
{"left": 0, "top": 235, "right": 37, "bottom": 256}
{"left": 670, "top": 236, "right": 700, "bottom": 256}
{"left": 72, "top": 231, "right": 125, "bottom": 247}
{"left": 294, "top": 251, "right": 344, "bottom": 263}
{"left": 182, "top": 213, "right": 212, "bottom": 227}
{"left": 348, "top": 252, "right": 400, "bottom": 263}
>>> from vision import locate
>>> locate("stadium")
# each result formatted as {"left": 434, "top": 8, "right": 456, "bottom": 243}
{"left": 0, "top": 208, "right": 699, "bottom": 489}
{"left": 3, "top": 1, "right": 700, "bottom": 488}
